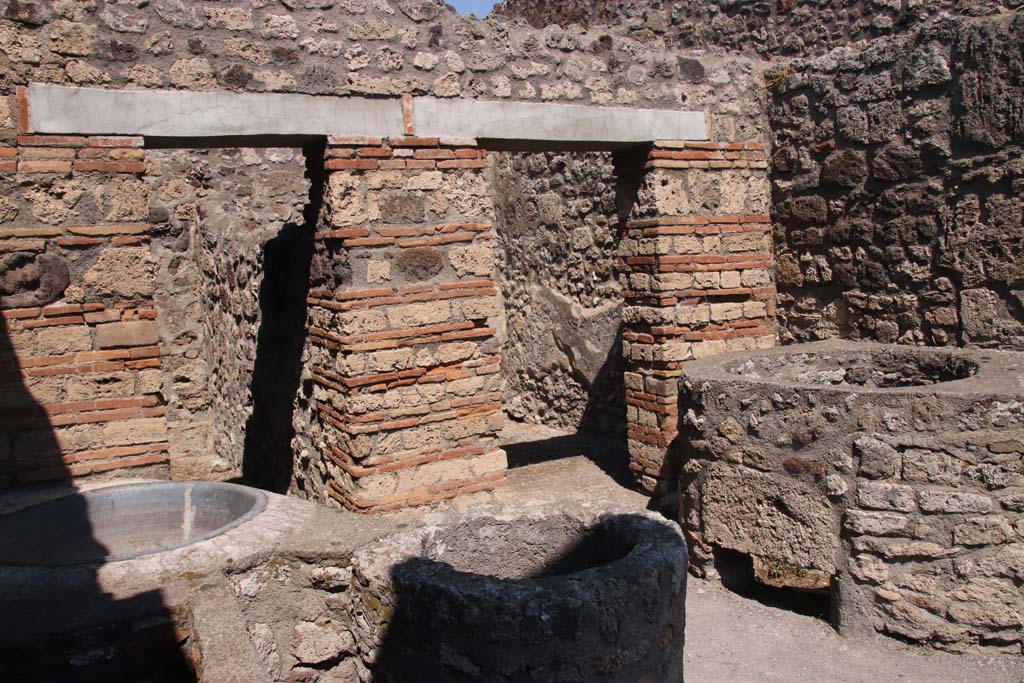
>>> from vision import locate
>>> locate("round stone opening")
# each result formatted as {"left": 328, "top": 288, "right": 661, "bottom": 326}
{"left": 353, "top": 506, "right": 688, "bottom": 682}
{"left": 725, "top": 348, "right": 978, "bottom": 388}
{"left": 0, "top": 482, "right": 267, "bottom": 566}
{"left": 423, "top": 516, "right": 636, "bottom": 580}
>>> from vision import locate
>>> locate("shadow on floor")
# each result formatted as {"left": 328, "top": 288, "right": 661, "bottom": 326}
{"left": 503, "top": 430, "right": 635, "bottom": 490}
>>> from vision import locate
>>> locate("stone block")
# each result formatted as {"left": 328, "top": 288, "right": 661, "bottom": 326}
{"left": 12, "top": 325, "right": 92, "bottom": 356}
{"left": 460, "top": 297, "right": 497, "bottom": 320}
{"left": 363, "top": 348, "right": 415, "bottom": 373}
{"left": 902, "top": 449, "right": 961, "bottom": 485}
{"left": 65, "top": 372, "right": 135, "bottom": 401}
{"left": 387, "top": 301, "right": 450, "bottom": 328}
{"left": 337, "top": 309, "right": 388, "bottom": 336}
{"left": 857, "top": 481, "right": 916, "bottom": 512}
{"left": 697, "top": 463, "right": 838, "bottom": 572}
{"left": 952, "top": 517, "right": 1015, "bottom": 546}
{"left": 95, "top": 320, "right": 159, "bottom": 349}
{"left": 83, "top": 247, "right": 156, "bottom": 298}
{"left": 919, "top": 491, "right": 993, "bottom": 514}
{"left": 449, "top": 243, "right": 494, "bottom": 277}
{"left": 851, "top": 537, "right": 958, "bottom": 560}
{"left": 854, "top": 436, "right": 899, "bottom": 479}
{"left": 844, "top": 510, "right": 911, "bottom": 537}
{"left": 394, "top": 247, "right": 443, "bottom": 280}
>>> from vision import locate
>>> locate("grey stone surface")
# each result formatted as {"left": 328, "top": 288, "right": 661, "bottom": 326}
{"left": 27, "top": 84, "right": 406, "bottom": 138}
{"left": 28, "top": 85, "right": 708, "bottom": 145}
{"left": 414, "top": 96, "right": 707, "bottom": 144}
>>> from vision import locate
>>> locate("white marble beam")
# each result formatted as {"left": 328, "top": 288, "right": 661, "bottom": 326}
{"left": 413, "top": 97, "right": 708, "bottom": 143}
{"left": 26, "top": 84, "right": 406, "bottom": 138}
{"left": 25, "top": 84, "right": 709, "bottom": 144}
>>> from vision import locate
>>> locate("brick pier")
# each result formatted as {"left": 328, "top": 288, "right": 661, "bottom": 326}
{"left": 620, "top": 141, "right": 776, "bottom": 495}
{"left": 0, "top": 133, "right": 169, "bottom": 486}
{"left": 305, "top": 135, "right": 506, "bottom": 512}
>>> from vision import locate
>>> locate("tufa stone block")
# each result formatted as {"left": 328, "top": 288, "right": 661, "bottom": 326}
{"left": 96, "top": 320, "right": 160, "bottom": 349}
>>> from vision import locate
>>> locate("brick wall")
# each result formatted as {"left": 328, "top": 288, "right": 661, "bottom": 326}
{"left": 0, "top": 132, "right": 170, "bottom": 487}
{"left": 620, "top": 141, "right": 774, "bottom": 494}
{"left": 302, "top": 134, "right": 506, "bottom": 511}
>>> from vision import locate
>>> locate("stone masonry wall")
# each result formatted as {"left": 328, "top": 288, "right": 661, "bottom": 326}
{"left": 496, "top": 0, "right": 1021, "bottom": 56}
{"left": 147, "top": 146, "right": 312, "bottom": 482}
{"left": 494, "top": 151, "right": 625, "bottom": 434}
{"left": 0, "top": 0, "right": 772, "bottom": 489}
{"left": 496, "top": 2, "right": 1024, "bottom": 352}
{"left": 770, "top": 12, "right": 1024, "bottom": 349}
{"left": 621, "top": 141, "right": 775, "bottom": 494}
{"left": 0, "top": 0, "right": 759, "bottom": 129}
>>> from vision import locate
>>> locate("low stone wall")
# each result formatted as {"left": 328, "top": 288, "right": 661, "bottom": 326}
{"left": 678, "top": 341, "right": 1024, "bottom": 652}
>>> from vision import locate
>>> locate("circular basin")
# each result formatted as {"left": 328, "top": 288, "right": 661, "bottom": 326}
{"left": 353, "top": 507, "right": 687, "bottom": 682}
{"left": 0, "top": 482, "right": 267, "bottom": 566}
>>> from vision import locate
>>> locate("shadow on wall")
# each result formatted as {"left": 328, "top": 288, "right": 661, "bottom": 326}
{"left": 577, "top": 323, "right": 627, "bottom": 436}
{"left": 369, "top": 514, "right": 686, "bottom": 682}
{"left": 0, "top": 315, "right": 196, "bottom": 681}
{"left": 501, "top": 325, "right": 634, "bottom": 485}
{"left": 240, "top": 141, "right": 325, "bottom": 494}
{"left": 504, "top": 326, "right": 632, "bottom": 488}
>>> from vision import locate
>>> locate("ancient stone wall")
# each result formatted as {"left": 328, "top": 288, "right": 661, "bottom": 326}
{"left": 622, "top": 141, "right": 775, "bottom": 494}
{"left": 0, "top": 0, "right": 771, "bottom": 491}
{"left": 147, "top": 146, "right": 312, "bottom": 483}
{"left": 496, "top": 0, "right": 1021, "bottom": 56}
{"left": 678, "top": 341, "right": 1024, "bottom": 652}
{"left": 302, "top": 135, "right": 505, "bottom": 511}
{"left": 493, "top": 151, "right": 625, "bottom": 434}
{"left": 496, "top": 2, "right": 1024, "bottom": 352}
{"left": 0, "top": 0, "right": 757, "bottom": 123}
{"left": 770, "top": 12, "right": 1024, "bottom": 349}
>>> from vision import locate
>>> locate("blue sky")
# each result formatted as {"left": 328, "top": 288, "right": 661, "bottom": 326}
{"left": 448, "top": 0, "right": 497, "bottom": 17}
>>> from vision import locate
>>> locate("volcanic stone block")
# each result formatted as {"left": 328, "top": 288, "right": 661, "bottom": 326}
{"left": 697, "top": 463, "right": 838, "bottom": 572}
